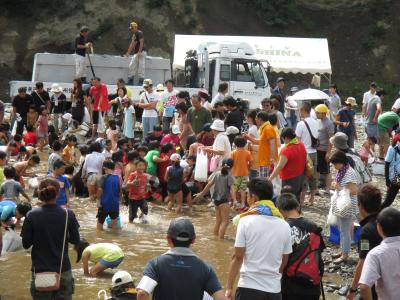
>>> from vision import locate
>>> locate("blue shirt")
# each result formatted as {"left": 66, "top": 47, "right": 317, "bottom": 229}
{"left": 0, "top": 200, "right": 16, "bottom": 221}
{"left": 54, "top": 175, "right": 71, "bottom": 206}
{"left": 100, "top": 174, "right": 120, "bottom": 212}
{"left": 385, "top": 146, "right": 400, "bottom": 181}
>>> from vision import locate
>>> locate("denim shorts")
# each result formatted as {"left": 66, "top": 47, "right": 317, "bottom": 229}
{"left": 99, "top": 257, "right": 124, "bottom": 269}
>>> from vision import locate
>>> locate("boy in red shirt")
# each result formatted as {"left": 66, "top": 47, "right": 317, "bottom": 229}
{"left": 23, "top": 125, "right": 38, "bottom": 146}
{"left": 127, "top": 158, "right": 160, "bottom": 224}
{"left": 230, "top": 136, "right": 252, "bottom": 208}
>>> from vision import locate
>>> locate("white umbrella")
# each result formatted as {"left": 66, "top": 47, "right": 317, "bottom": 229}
{"left": 287, "top": 88, "right": 330, "bottom": 101}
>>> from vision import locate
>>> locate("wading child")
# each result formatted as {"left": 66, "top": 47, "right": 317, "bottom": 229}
{"left": 51, "top": 160, "right": 71, "bottom": 208}
{"left": 62, "top": 135, "right": 78, "bottom": 166}
{"left": 358, "top": 136, "right": 377, "bottom": 165}
{"left": 165, "top": 153, "right": 184, "bottom": 213}
{"left": 27, "top": 105, "right": 38, "bottom": 127}
{"left": 102, "top": 139, "right": 113, "bottom": 160}
{"left": 160, "top": 125, "right": 183, "bottom": 154}
{"left": 0, "top": 166, "right": 31, "bottom": 203}
{"left": 23, "top": 125, "right": 37, "bottom": 146}
{"left": 48, "top": 125, "right": 59, "bottom": 149}
{"left": 127, "top": 158, "right": 160, "bottom": 223}
{"left": 75, "top": 240, "right": 124, "bottom": 277}
{"left": 111, "top": 150, "right": 124, "bottom": 184}
{"left": 48, "top": 141, "right": 63, "bottom": 173}
{"left": 144, "top": 141, "right": 168, "bottom": 176}
{"left": 122, "top": 98, "right": 136, "bottom": 147}
{"left": 158, "top": 143, "right": 173, "bottom": 202}
{"left": 137, "top": 145, "right": 148, "bottom": 160}
{"left": 194, "top": 159, "right": 235, "bottom": 239}
{"left": 97, "top": 161, "right": 121, "bottom": 231}
{"left": 13, "top": 155, "right": 40, "bottom": 188}
{"left": 36, "top": 105, "right": 49, "bottom": 151}
{"left": 230, "top": 136, "right": 252, "bottom": 209}
{"left": 106, "top": 119, "right": 119, "bottom": 152}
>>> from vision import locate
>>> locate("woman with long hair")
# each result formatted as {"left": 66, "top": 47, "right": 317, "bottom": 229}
{"left": 71, "top": 78, "right": 85, "bottom": 124}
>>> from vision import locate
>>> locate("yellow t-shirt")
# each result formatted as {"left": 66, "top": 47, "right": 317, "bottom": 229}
{"left": 83, "top": 243, "right": 124, "bottom": 263}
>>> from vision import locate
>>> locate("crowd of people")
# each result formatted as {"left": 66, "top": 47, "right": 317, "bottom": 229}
{"left": 1, "top": 50, "right": 400, "bottom": 300}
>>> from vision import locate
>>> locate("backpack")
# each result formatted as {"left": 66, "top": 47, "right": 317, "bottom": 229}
{"left": 285, "top": 232, "right": 323, "bottom": 286}
{"left": 345, "top": 152, "right": 372, "bottom": 184}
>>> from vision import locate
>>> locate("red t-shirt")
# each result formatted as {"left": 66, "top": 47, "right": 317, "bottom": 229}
{"left": 280, "top": 142, "right": 306, "bottom": 180}
{"left": 160, "top": 134, "right": 180, "bottom": 153}
{"left": 157, "top": 153, "right": 170, "bottom": 183}
{"left": 23, "top": 132, "right": 38, "bottom": 145}
{"left": 90, "top": 83, "right": 110, "bottom": 112}
{"left": 128, "top": 171, "right": 149, "bottom": 201}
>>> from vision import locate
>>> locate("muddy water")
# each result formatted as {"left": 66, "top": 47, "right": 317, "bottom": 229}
{"left": 0, "top": 151, "right": 342, "bottom": 300}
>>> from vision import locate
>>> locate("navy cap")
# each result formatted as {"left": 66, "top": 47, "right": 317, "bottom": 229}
{"left": 370, "top": 82, "right": 377, "bottom": 88}
{"left": 167, "top": 218, "right": 195, "bottom": 241}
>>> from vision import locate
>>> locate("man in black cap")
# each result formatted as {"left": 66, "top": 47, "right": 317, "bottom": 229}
{"left": 74, "top": 26, "right": 92, "bottom": 83}
{"left": 136, "top": 217, "right": 225, "bottom": 300}
{"left": 273, "top": 77, "right": 285, "bottom": 114}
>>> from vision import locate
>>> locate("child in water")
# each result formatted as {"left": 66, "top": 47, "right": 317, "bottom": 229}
{"left": 358, "top": 136, "right": 377, "bottom": 165}
{"left": 165, "top": 153, "right": 184, "bottom": 213}
{"left": 194, "top": 159, "right": 235, "bottom": 239}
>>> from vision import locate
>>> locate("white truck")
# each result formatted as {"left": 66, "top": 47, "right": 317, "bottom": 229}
{"left": 9, "top": 41, "right": 271, "bottom": 108}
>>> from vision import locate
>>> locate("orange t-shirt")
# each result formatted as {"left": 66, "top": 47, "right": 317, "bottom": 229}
{"left": 230, "top": 148, "right": 252, "bottom": 177}
{"left": 62, "top": 145, "right": 74, "bottom": 163}
{"left": 258, "top": 122, "right": 278, "bottom": 167}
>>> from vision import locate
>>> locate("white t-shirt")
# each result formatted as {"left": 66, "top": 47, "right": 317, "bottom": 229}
{"left": 295, "top": 117, "right": 320, "bottom": 154}
{"left": 210, "top": 93, "right": 225, "bottom": 107}
{"left": 140, "top": 91, "right": 160, "bottom": 118}
{"left": 161, "top": 89, "right": 178, "bottom": 117}
{"left": 212, "top": 132, "right": 231, "bottom": 165}
{"left": 392, "top": 97, "right": 400, "bottom": 111}
{"left": 363, "top": 90, "right": 376, "bottom": 106}
{"left": 235, "top": 215, "right": 292, "bottom": 293}
{"left": 248, "top": 124, "right": 259, "bottom": 139}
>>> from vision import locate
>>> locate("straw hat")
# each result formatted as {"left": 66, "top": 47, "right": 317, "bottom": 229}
{"left": 156, "top": 84, "right": 164, "bottom": 92}
{"left": 345, "top": 97, "right": 357, "bottom": 106}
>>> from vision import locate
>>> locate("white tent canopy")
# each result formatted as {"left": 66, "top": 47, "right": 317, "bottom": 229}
{"left": 173, "top": 34, "right": 332, "bottom": 74}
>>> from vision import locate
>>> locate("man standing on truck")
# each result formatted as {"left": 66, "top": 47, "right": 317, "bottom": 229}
{"left": 74, "top": 26, "right": 92, "bottom": 83}
{"left": 125, "top": 21, "right": 146, "bottom": 86}
{"left": 273, "top": 77, "right": 286, "bottom": 114}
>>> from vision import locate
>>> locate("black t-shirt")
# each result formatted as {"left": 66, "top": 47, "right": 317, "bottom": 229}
{"left": 50, "top": 93, "right": 67, "bottom": 114}
{"left": 142, "top": 249, "right": 221, "bottom": 300}
{"left": 31, "top": 90, "right": 50, "bottom": 112}
{"left": 145, "top": 133, "right": 163, "bottom": 145}
{"left": 132, "top": 31, "right": 145, "bottom": 53}
{"left": 281, "top": 217, "right": 324, "bottom": 296}
{"left": 358, "top": 213, "right": 382, "bottom": 259}
{"left": 224, "top": 108, "right": 243, "bottom": 133}
{"left": 75, "top": 33, "right": 87, "bottom": 57}
{"left": 20, "top": 204, "right": 80, "bottom": 273}
{"left": 72, "top": 90, "right": 85, "bottom": 118}
{"left": 12, "top": 94, "right": 33, "bottom": 118}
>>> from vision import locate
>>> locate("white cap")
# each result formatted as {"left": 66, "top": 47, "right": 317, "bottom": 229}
{"left": 171, "top": 125, "right": 181, "bottom": 134}
{"left": 50, "top": 83, "right": 63, "bottom": 93}
{"left": 62, "top": 113, "right": 72, "bottom": 122}
{"left": 112, "top": 271, "right": 133, "bottom": 288}
{"left": 226, "top": 126, "right": 239, "bottom": 135}
{"left": 210, "top": 119, "right": 225, "bottom": 132}
{"left": 156, "top": 83, "right": 164, "bottom": 91}
{"left": 170, "top": 153, "right": 181, "bottom": 161}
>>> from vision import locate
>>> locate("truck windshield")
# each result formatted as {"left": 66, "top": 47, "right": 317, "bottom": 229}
{"left": 232, "top": 61, "right": 265, "bottom": 86}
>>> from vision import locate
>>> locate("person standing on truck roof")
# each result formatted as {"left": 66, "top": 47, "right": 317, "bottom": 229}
{"left": 12, "top": 87, "right": 34, "bottom": 136}
{"left": 273, "top": 77, "right": 286, "bottom": 114}
{"left": 125, "top": 21, "right": 146, "bottom": 86}
{"left": 74, "top": 26, "right": 92, "bottom": 84}
{"left": 187, "top": 95, "right": 213, "bottom": 135}
{"left": 31, "top": 82, "right": 50, "bottom": 113}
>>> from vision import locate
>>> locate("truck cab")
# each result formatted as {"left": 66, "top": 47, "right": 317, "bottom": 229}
{"left": 183, "top": 42, "right": 271, "bottom": 108}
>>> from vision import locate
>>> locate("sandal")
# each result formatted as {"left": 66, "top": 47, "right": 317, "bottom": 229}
{"left": 331, "top": 252, "right": 342, "bottom": 259}
{"left": 333, "top": 256, "right": 348, "bottom": 264}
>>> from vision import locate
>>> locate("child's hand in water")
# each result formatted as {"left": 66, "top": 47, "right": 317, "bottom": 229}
{"left": 193, "top": 193, "right": 203, "bottom": 202}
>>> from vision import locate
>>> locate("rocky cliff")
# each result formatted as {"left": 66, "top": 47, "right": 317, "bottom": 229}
{"left": 0, "top": 0, "right": 399, "bottom": 101}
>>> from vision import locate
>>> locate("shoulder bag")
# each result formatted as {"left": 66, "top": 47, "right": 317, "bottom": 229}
{"left": 144, "top": 93, "right": 158, "bottom": 114}
{"left": 34, "top": 91, "right": 47, "bottom": 106}
{"left": 34, "top": 209, "right": 68, "bottom": 291}
{"left": 303, "top": 120, "right": 319, "bottom": 149}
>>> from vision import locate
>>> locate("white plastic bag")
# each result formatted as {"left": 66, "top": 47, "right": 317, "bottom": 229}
{"left": 2, "top": 227, "right": 23, "bottom": 253}
{"left": 97, "top": 112, "right": 105, "bottom": 133}
{"left": 194, "top": 149, "right": 208, "bottom": 182}
{"left": 333, "top": 189, "right": 352, "bottom": 218}
{"left": 271, "top": 176, "right": 282, "bottom": 196}
{"left": 29, "top": 177, "right": 39, "bottom": 189}
{"left": 83, "top": 107, "right": 91, "bottom": 124}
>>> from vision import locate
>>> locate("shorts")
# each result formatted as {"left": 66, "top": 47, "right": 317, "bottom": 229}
{"left": 99, "top": 257, "right": 124, "bottom": 269}
{"left": 31, "top": 270, "right": 74, "bottom": 300}
{"left": 92, "top": 111, "right": 103, "bottom": 125}
{"left": 96, "top": 207, "right": 119, "bottom": 224}
{"left": 317, "top": 150, "right": 330, "bottom": 174}
{"left": 365, "top": 123, "right": 378, "bottom": 141}
{"left": 167, "top": 186, "right": 182, "bottom": 194}
{"left": 87, "top": 173, "right": 100, "bottom": 185}
{"left": 214, "top": 198, "right": 229, "bottom": 206}
{"left": 259, "top": 166, "right": 270, "bottom": 178}
{"left": 37, "top": 131, "right": 48, "bottom": 139}
{"left": 233, "top": 176, "right": 248, "bottom": 192}
{"left": 236, "top": 287, "right": 282, "bottom": 300}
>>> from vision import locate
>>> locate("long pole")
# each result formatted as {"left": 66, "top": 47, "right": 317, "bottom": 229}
{"left": 87, "top": 47, "right": 96, "bottom": 78}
